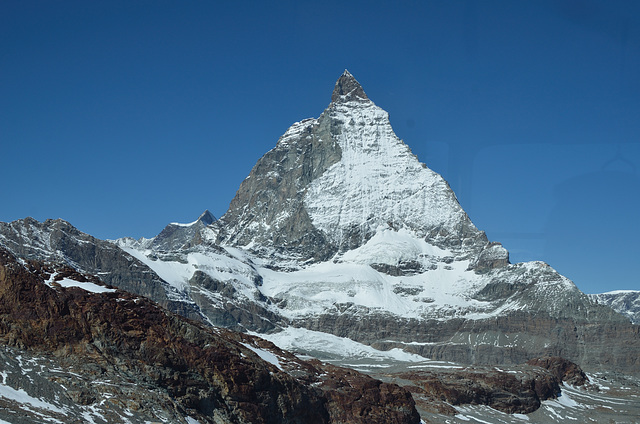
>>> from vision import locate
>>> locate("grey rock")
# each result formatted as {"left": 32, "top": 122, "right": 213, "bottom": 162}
{"left": 0, "top": 217, "right": 204, "bottom": 322}
{"left": 590, "top": 290, "right": 640, "bottom": 324}
{"left": 331, "top": 69, "right": 369, "bottom": 103}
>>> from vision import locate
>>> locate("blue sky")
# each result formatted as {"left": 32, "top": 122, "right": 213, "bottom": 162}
{"left": 1, "top": 0, "right": 638, "bottom": 294}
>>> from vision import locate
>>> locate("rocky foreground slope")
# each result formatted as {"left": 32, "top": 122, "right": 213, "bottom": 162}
{"left": 0, "top": 247, "right": 420, "bottom": 424}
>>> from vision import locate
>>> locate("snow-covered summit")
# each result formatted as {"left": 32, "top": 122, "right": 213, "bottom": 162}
{"left": 306, "top": 86, "right": 484, "bottom": 257}
{"left": 218, "top": 71, "right": 486, "bottom": 264}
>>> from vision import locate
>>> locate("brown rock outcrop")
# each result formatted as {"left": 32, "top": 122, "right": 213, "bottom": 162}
{"left": 0, "top": 248, "right": 420, "bottom": 424}
{"left": 526, "top": 356, "right": 589, "bottom": 386}
{"left": 395, "top": 366, "right": 561, "bottom": 414}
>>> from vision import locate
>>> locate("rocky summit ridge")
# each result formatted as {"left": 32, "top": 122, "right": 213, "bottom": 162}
{"left": 217, "top": 70, "right": 486, "bottom": 265}
{"left": 1, "top": 71, "right": 639, "bottom": 421}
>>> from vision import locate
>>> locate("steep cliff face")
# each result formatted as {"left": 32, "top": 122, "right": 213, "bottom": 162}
{"left": 0, "top": 248, "right": 420, "bottom": 424}
{"left": 218, "top": 71, "right": 486, "bottom": 264}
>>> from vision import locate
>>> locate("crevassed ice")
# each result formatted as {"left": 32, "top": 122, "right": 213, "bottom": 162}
{"left": 304, "top": 100, "right": 466, "bottom": 245}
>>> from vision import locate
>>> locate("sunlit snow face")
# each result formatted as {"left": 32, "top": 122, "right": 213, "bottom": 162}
{"left": 304, "top": 99, "right": 470, "bottom": 248}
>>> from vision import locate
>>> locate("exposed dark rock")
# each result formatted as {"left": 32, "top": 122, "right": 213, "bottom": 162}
{"left": 526, "top": 356, "right": 589, "bottom": 386}
{"left": 394, "top": 366, "right": 561, "bottom": 414}
{"left": 372, "top": 261, "right": 427, "bottom": 276}
{"left": 216, "top": 116, "right": 342, "bottom": 262}
{"left": 149, "top": 210, "right": 217, "bottom": 252}
{"left": 331, "top": 70, "right": 369, "bottom": 103}
{"left": 298, "top": 308, "right": 640, "bottom": 375}
{"left": 0, "top": 248, "right": 420, "bottom": 424}
{"left": 468, "top": 242, "right": 510, "bottom": 273}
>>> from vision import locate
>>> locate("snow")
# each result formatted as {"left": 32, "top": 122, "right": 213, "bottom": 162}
{"left": 240, "top": 343, "right": 283, "bottom": 370}
{"left": 170, "top": 219, "right": 199, "bottom": 227}
{"left": 340, "top": 226, "right": 450, "bottom": 265}
{"left": 555, "top": 391, "right": 580, "bottom": 408}
{"left": 255, "top": 327, "right": 427, "bottom": 363}
{"left": 118, "top": 245, "right": 258, "bottom": 295}
{"left": 599, "top": 289, "right": 640, "bottom": 295}
{"left": 258, "top": 251, "right": 493, "bottom": 321}
{"left": 304, "top": 98, "right": 473, "bottom": 247}
{"left": 0, "top": 382, "right": 66, "bottom": 414}
{"left": 44, "top": 274, "right": 116, "bottom": 294}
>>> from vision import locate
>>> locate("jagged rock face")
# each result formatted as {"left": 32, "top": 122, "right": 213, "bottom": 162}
{"left": 149, "top": 209, "right": 217, "bottom": 252}
{"left": 0, "top": 248, "right": 420, "bottom": 424}
{"left": 219, "top": 70, "right": 487, "bottom": 263}
{"left": 468, "top": 242, "right": 510, "bottom": 272}
{"left": 217, "top": 116, "right": 342, "bottom": 263}
{"left": 396, "top": 366, "right": 561, "bottom": 414}
{"left": 0, "top": 217, "right": 205, "bottom": 322}
{"left": 590, "top": 290, "right": 640, "bottom": 324}
{"left": 526, "top": 356, "right": 589, "bottom": 387}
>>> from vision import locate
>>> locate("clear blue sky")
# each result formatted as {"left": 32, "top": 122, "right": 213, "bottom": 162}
{"left": 2, "top": 1, "right": 638, "bottom": 294}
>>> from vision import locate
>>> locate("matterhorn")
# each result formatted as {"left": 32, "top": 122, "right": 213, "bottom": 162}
{"left": 1, "top": 70, "right": 639, "bottom": 423}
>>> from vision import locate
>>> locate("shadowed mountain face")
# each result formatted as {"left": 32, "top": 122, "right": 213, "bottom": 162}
{"left": 0, "top": 247, "right": 420, "bottom": 424}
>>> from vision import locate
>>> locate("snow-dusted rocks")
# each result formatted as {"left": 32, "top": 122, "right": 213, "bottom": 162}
{"left": 218, "top": 71, "right": 486, "bottom": 264}
{"left": 590, "top": 290, "right": 640, "bottom": 324}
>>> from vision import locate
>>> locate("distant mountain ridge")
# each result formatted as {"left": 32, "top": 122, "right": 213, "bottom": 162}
{"left": 590, "top": 290, "right": 640, "bottom": 324}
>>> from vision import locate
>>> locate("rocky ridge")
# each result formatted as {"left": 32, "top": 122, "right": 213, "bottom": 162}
{"left": 0, "top": 217, "right": 205, "bottom": 322}
{"left": 590, "top": 290, "right": 640, "bottom": 324}
{"left": 0, "top": 247, "right": 420, "bottom": 424}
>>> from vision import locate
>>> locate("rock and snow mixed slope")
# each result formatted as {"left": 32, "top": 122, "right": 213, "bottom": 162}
{"left": 1, "top": 71, "right": 638, "bottom": 378}
{"left": 0, "top": 247, "right": 420, "bottom": 424}
{"left": 590, "top": 290, "right": 640, "bottom": 324}
{"left": 217, "top": 71, "right": 485, "bottom": 265}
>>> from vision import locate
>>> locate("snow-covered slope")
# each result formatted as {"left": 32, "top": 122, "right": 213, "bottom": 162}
{"left": 305, "top": 75, "right": 481, "bottom": 256}
{"left": 590, "top": 290, "right": 640, "bottom": 324}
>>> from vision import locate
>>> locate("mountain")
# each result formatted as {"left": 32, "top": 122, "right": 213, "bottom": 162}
{"left": 217, "top": 70, "right": 486, "bottom": 266}
{"left": 0, "top": 217, "right": 206, "bottom": 322}
{"left": 590, "top": 290, "right": 640, "bottom": 324}
{"left": 1, "top": 69, "right": 639, "bottom": 414}
{"left": 0, "top": 247, "right": 420, "bottom": 424}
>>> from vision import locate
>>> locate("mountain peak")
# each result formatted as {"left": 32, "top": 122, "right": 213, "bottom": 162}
{"left": 331, "top": 69, "right": 369, "bottom": 103}
{"left": 197, "top": 209, "right": 216, "bottom": 226}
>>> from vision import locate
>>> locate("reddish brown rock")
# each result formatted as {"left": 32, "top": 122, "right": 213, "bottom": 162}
{"left": 526, "top": 356, "right": 589, "bottom": 386}
{"left": 395, "top": 366, "right": 561, "bottom": 414}
{"left": 0, "top": 248, "right": 420, "bottom": 424}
